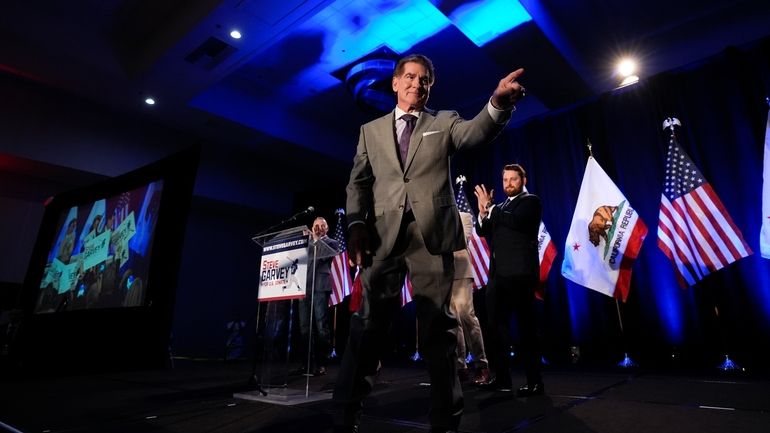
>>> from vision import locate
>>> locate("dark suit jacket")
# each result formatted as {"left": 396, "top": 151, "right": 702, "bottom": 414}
{"left": 306, "top": 235, "right": 340, "bottom": 293}
{"left": 346, "top": 104, "right": 509, "bottom": 257}
{"left": 478, "top": 193, "right": 542, "bottom": 278}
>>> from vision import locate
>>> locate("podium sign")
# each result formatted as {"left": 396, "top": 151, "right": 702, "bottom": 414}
{"left": 258, "top": 231, "right": 309, "bottom": 301}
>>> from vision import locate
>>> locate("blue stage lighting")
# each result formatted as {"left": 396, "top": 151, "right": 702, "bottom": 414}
{"left": 448, "top": 0, "right": 531, "bottom": 46}
{"left": 649, "top": 258, "right": 686, "bottom": 344}
{"left": 288, "top": 0, "right": 450, "bottom": 94}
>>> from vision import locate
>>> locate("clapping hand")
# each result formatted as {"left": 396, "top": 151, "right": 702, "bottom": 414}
{"left": 474, "top": 184, "right": 494, "bottom": 217}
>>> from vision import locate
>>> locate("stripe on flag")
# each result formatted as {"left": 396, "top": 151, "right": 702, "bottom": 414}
{"left": 401, "top": 275, "right": 413, "bottom": 306}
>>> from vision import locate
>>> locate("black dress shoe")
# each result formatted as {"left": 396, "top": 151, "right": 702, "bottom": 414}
{"left": 476, "top": 377, "right": 512, "bottom": 392}
{"left": 472, "top": 367, "right": 490, "bottom": 385}
{"left": 516, "top": 382, "right": 545, "bottom": 397}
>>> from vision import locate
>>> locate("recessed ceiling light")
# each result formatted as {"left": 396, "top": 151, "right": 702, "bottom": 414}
{"left": 145, "top": 97, "right": 156, "bottom": 105}
{"left": 230, "top": 30, "right": 242, "bottom": 40}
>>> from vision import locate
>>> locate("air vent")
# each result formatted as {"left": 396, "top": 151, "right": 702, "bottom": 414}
{"left": 346, "top": 59, "right": 396, "bottom": 114}
{"left": 184, "top": 36, "right": 236, "bottom": 70}
{"left": 334, "top": 46, "right": 399, "bottom": 114}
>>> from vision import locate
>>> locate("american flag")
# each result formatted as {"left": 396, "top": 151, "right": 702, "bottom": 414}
{"left": 657, "top": 129, "right": 752, "bottom": 287}
{"left": 329, "top": 209, "right": 353, "bottom": 306}
{"left": 455, "top": 176, "right": 491, "bottom": 290}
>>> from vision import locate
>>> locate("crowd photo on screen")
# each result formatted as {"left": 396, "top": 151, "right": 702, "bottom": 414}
{"left": 33, "top": 180, "right": 163, "bottom": 313}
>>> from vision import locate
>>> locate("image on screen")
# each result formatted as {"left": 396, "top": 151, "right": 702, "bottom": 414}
{"left": 33, "top": 180, "right": 163, "bottom": 313}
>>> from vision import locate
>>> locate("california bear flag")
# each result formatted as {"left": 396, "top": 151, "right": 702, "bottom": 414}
{"left": 561, "top": 157, "right": 648, "bottom": 302}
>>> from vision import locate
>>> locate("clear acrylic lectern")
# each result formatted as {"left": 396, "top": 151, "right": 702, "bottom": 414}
{"left": 235, "top": 225, "right": 339, "bottom": 405}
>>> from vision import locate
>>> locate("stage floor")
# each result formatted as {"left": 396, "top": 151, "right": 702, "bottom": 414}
{"left": 2, "top": 358, "right": 769, "bottom": 433}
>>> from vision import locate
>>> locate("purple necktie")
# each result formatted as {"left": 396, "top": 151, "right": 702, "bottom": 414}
{"left": 399, "top": 114, "right": 416, "bottom": 167}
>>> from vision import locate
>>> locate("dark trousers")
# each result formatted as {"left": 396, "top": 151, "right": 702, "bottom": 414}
{"left": 298, "top": 291, "right": 331, "bottom": 369}
{"left": 485, "top": 273, "right": 541, "bottom": 386}
{"left": 332, "top": 216, "right": 461, "bottom": 430}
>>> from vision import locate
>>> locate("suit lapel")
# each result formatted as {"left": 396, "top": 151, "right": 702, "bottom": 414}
{"left": 374, "top": 111, "right": 401, "bottom": 171}
{"left": 501, "top": 193, "right": 527, "bottom": 211}
{"left": 404, "top": 109, "right": 436, "bottom": 173}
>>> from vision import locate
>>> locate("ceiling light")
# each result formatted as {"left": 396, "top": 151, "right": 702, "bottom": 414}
{"left": 617, "top": 58, "right": 636, "bottom": 77}
{"left": 230, "top": 30, "right": 241, "bottom": 40}
{"left": 615, "top": 57, "right": 640, "bottom": 88}
{"left": 144, "top": 97, "right": 156, "bottom": 105}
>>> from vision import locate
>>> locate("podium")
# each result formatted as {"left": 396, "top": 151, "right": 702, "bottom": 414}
{"left": 235, "top": 225, "right": 339, "bottom": 405}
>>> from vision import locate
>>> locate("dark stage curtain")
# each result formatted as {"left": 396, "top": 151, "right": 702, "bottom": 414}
{"left": 452, "top": 37, "right": 770, "bottom": 370}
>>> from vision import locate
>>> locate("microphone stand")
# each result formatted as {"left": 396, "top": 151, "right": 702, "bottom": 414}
{"left": 253, "top": 210, "right": 313, "bottom": 238}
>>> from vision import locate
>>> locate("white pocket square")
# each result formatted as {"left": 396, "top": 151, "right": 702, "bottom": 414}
{"left": 422, "top": 130, "right": 442, "bottom": 136}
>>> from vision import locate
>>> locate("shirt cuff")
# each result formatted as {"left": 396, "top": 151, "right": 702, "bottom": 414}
{"left": 477, "top": 206, "right": 494, "bottom": 226}
{"left": 487, "top": 99, "right": 514, "bottom": 124}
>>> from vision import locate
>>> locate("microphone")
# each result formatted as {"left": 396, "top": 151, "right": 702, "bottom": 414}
{"left": 290, "top": 206, "right": 315, "bottom": 220}
{"left": 253, "top": 206, "right": 316, "bottom": 237}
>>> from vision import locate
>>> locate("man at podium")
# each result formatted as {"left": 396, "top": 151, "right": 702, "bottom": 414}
{"left": 298, "top": 217, "right": 339, "bottom": 376}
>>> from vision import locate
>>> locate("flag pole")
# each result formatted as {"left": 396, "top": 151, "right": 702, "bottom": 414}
{"left": 330, "top": 305, "right": 338, "bottom": 358}
{"left": 614, "top": 299, "right": 636, "bottom": 367}
{"left": 411, "top": 318, "right": 421, "bottom": 361}
{"left": 663, "top": 116, "right": 739, "bottom": 371}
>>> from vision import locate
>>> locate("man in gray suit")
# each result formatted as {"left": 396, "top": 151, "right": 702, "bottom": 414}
{"left": 333, "top": 53, "right": 526, "bottom": 433}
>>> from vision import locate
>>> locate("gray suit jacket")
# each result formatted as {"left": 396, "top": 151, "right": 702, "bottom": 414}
{"left": 347, "top": 104, "right": 508, "bottom": 258}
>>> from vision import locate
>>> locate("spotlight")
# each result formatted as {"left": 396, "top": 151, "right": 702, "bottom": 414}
{"left": 144, "top": 97, "right": 156, "bottom": 105}
{"left": 230, "top": 30, "right": 242, "bottom": 40}
{"left": 615, "top": 57, "right": 640, "bottom": 88}
{"left": 617, "top": 58, "right": 636, "bottom": 77}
